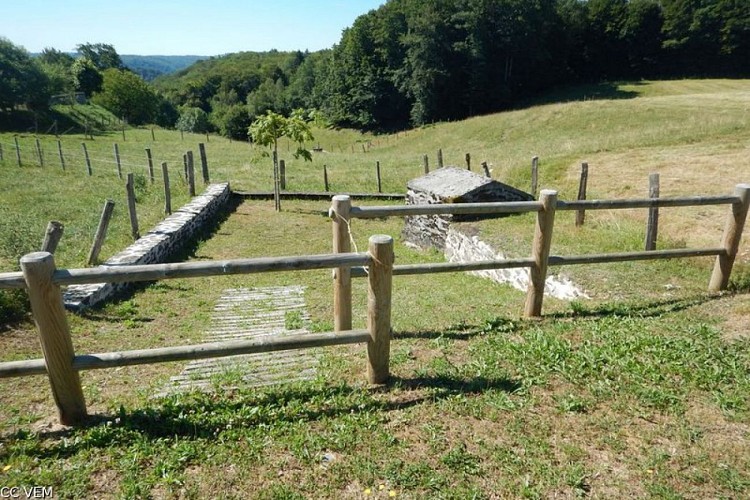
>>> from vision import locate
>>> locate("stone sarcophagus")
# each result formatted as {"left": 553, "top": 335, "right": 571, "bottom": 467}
{"left": 402, "top": 167, "right": 533, "bottom": 250}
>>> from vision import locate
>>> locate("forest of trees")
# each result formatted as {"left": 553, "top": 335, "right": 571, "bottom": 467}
{"left": 1, "top": 0, "right": 748, "bottom": 134}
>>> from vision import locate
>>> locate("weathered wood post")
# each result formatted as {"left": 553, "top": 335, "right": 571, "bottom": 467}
{"left": 87, "top": 200, "right": 115, "bottom": 265}
{"left": 186, "top": 151, "right": 196, "bottom": 196}
{"left": 35, "top": 138, "right": 44, "bottom": 167}
{"left": 465, "top": 153, "right": 471, "bottom": 170}
{"left": 575, "top": 162, "right": 588, "bottom": 227}
{"left": 482, "top": 161, "right": 491, "bottom": 178}
{"left": 524, "top": 190, "right": 558, "bottom": 318}
{"left": 531, "top": 156, "right": 539, "bottom": 197}
{"left": 645, "top": 173, "right": 660, "bottom": 251}
{"left": 145, "top": 148, "right": 154, "bottom": 184}
{"left": 41, "top": 221, "right": 64, "bottom": 253}
{"left": 376, "top": 161, "right": 382, "bottom": 193}
{"left": 332, "top": 195, "right": 352, "bottom": 332}
{"left": 437, "top": 149, "right": 444, "bottom": 169}
{"left": 126, "top": 173, "right": 140, "bottom": 240}
{"left": 272, "top": 151, "right": 280, "bottom": 212}
{"left": 423, "top": 154, "right": 429, "bottom": 174}
{"left": 150, "top": 127, "right": 155, "bottom": 142}
{"left": 57, "top": 140, "right": 65, "bottom": 171}
{"left": 82, "top": 143, "right": 92, "bottom": 176}
{"left": 709, "top": 184, "right": 750, "bottom": 292}
{"left": 199, "top": 143, "right": 209, "bottom": 184}
{"left": 161, "top": 162, "right": 171, "bottom": 215}
{"left": 14, "top": 136, "right": 21, "bottom": 167}
{"left": 114, "top": 143, "right": 122, "bottom": 179}
{"left": 367, "top": 234, "right": 393, "bottom": 384}
{"left": 279, "top": 159, "right": 286, "bottom": 190}
{"left": 20, "top": 252, "right": 87, "bottom": 426}
{"left": 323, "top": 165, "right": 330, "bottom": 192}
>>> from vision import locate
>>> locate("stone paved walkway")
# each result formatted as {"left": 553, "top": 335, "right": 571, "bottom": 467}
{"left": 156, "top": 285, "right": 318, "bottom": 397}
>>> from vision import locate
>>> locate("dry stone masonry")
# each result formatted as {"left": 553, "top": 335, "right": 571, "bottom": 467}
{"left": 402, "top": 167, "right": 534, "bottom": 250}
{"left": 63, "top": 183, "right": 231, "bottom": 310}
{"left": 402, "top": 167, "right": 587, "bottom": 300}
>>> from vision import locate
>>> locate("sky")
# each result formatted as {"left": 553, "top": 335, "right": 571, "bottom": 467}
{"left": 3, "top": 0, "right": 386, "bottom": 55}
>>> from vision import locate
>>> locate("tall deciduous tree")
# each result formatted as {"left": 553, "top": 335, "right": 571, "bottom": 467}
{"left": 93, "top": 69, "right": 159, "bottom": 124}
{"left": 0, "top": 38, "right": 50, "bottom": 111}
{"left": 75, "top": 43, "right": 124, "bottom": 70}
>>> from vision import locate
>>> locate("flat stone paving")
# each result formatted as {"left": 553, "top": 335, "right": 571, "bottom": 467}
{"left": 156, "top": 285, "right": 318, "bottom": 397}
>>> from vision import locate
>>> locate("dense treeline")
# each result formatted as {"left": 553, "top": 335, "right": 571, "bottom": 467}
{"left": 2, "top": 0, "right": 748, "bottom": 134}
{"left": 319, "top": 0, "right": 750, "bottom": 129}
{"left": 153, "top": 0, "right": 750, "bottom": 132}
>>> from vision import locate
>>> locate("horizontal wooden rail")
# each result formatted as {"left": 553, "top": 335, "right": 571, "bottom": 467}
{"left": 548, "top": 247, "right": 726, "bottom": 266}
{"left": 351, "top": 257, "right": 535, "bottom": 278}
{"left": 0, "top": 329, "right": 372, "bottom": 378}
{"left": 557, "top": 195, "right": 739, "bottom": 211}
{"left": 0, "top": 253, "right": 371, "bottom": 290}
{"left": 349, "top": 201, "right": 543, "bottom": 219}
{"left": 0, "top": 271, "right": 25, "bottom": 289}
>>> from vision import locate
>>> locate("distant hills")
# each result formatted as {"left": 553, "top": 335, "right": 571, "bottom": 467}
{"left": 120, "top": 55, "right": 209, "bottom": 81}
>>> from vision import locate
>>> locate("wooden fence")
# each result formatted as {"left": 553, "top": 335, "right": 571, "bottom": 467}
{"left": 330, "top": 184, "right": 750, "bottom": 330}
{"left": 0, "top": 236, "right": 394, "bottom": 426}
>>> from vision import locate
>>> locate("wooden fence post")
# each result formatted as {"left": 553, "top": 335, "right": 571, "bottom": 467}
{"left": 14, "top": 136, "right": 21, "bottom": 167}
{"left": 423, "top": 154, "right": 429, "bottom": 174}
{"left": 114, "top": 143, "right": 122, "bottom": 179}
{"left": 20, "top": 252, "right": 87, "bottom": 426}
{"left": 437, "top": 149, "right": 444, "bottom": 169}
{"left": 531, "top": 156, "right": 539, "bottom": 197}
{"left": 186, "top": 151, "right": 196, "bottom": 196}
{"left": 272, "top": 151, "right": 280, "bottom": 212}
{"left": 82, "top": 143, "right": 92, "bottom": 176}
{"left": 482, "top": 161, "right": 491, "bottom": 178}
{"left": 524, "top": 190, "right": 558, "bottom": 318}
{"left": 279, "top": 159, "right": 286, "bottom": 190}
{"left": 709, "top": 184, "right": 750, "bottom": 292}
{"left": 161, "top": 162, "right": 171, "bottom": 215}
{"left": 323, "top": 165, "right": 329, "bottom": 192}
{"left": 199, "top": 143, "right": 209, "bottom": 184}
{"left": 376, "top": 161, "right": 382, "bottom": 193}
{"left": 367, "top": 234, "right": 393, "bottom": 384}
{"left": 465, "top": 153, "right": 471, "bottom": 170}
{"left": 151, "top": 128, "right": 155, "bottom": 142}
{"left": 35, "top": 138, "right": 44, "bottom": 167}
{"left": 41, "top": 221, "right": 64, "bottom": 253}
{"left": 332, "top": 195, "right": 352, "bottom": 332}
{"left": 87, "top": 200, "right": 115, "bottom": 265}
{"left": 575, "top": 162, "right": 588, "bottom": 227}
{"left": 56, "top": 140, "right": 65, "bottom": 171}
{"left": 645, "top": 173, "right": 660, "bottom": 251}
{"left": 144, "top": 148, "right": 154, "bottom": 183}
{"left": 126, "top": 173, "right": 140, "bottom": 240}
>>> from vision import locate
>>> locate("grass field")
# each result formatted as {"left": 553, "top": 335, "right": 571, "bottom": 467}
{"left": 0, "top": 80, "right": 749, "bottom": 498}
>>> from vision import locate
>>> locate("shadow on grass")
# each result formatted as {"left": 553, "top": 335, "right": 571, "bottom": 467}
{"left": 550, "top": 293, "right": 723, "bottom": 320}
{"left": 3, "top": 374, "right": 520, "bottom": 459}
{"left": 519, "top": 81, "right": 642, "bottom": 108}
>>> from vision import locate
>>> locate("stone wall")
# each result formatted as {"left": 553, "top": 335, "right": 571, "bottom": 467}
{"left": 402, "top": 167, "right": 534, "bottom": 250}
{"left": 443, "top": 227, "right": 588, "bottom": 300}
{"left": 63, "top": 183, "right": 232, "bottom": 310}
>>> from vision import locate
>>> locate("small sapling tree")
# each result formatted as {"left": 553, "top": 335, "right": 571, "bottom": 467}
{"left": 249, "top": 109, "right": 315, "bottom": 210}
